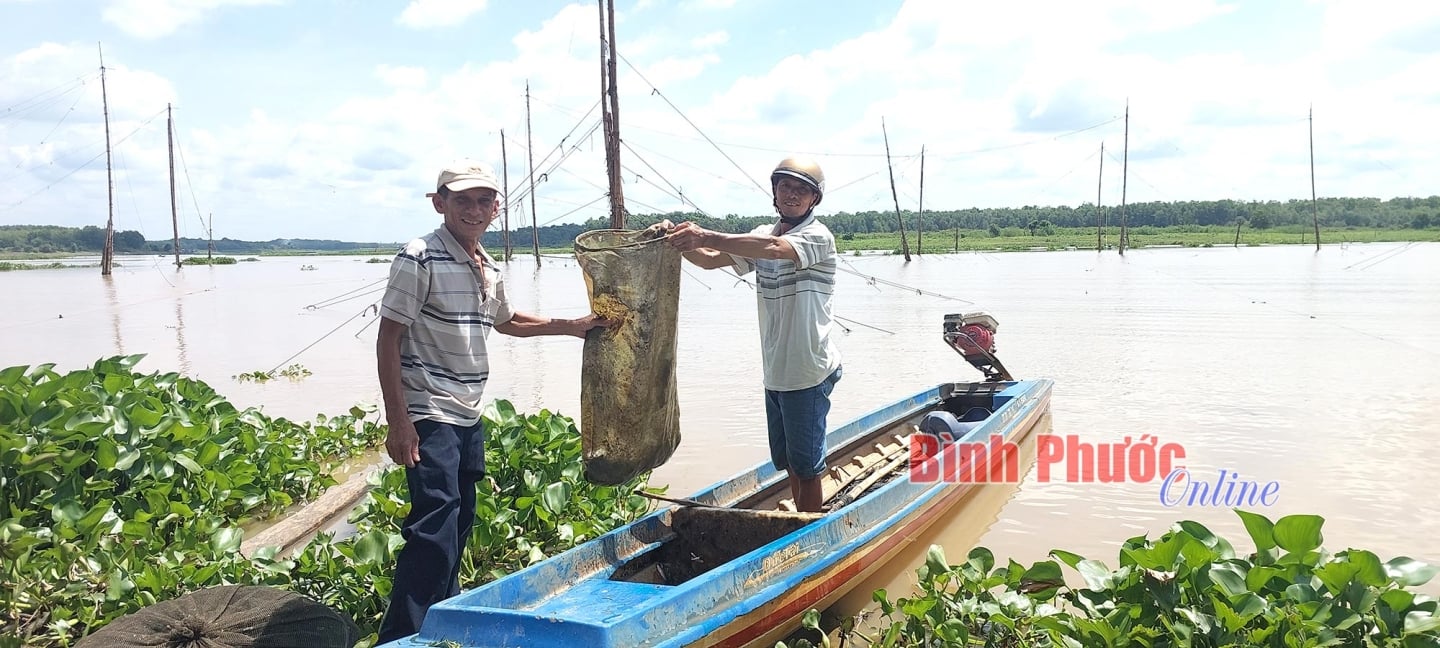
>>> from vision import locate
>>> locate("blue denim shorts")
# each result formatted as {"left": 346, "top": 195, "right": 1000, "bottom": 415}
{"left": 764, "top": 366, "right": 842, "bottom": 480}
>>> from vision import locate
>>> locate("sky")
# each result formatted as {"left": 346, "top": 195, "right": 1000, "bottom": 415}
{"left": 1, "top": 0, "right": 1438, "bottom": 244}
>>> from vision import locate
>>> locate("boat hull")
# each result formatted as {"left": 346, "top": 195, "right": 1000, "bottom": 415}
{"left": 379, "top": 378, "right": 1053, "bottom": 648}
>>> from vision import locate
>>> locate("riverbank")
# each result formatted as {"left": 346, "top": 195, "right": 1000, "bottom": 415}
{"left": 3, "top": 225, "right": 1436, "bottom": 265}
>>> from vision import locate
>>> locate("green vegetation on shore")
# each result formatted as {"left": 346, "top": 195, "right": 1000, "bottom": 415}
{"left": 0, "top": 356, "right": 651, "bottom": 647}
{"left": 5, "top": 195, "right": 1436, "bottom": 259}
{"left": 781, "top": 511, "right": 1438, "bottom": 648}
{"left": 7, "top": 224, "right": 1431, "bottom": 268}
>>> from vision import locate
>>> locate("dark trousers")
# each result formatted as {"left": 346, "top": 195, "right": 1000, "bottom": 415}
{"left": 377, "top": 418, "right": 487, "bottom": 644}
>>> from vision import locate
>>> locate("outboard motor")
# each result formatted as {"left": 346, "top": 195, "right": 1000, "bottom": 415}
{"left": 943, "top": 312, "right": 1012, "bottom": 382}
{"left": 917, "top": 407, "right": 991, "bottom": 442}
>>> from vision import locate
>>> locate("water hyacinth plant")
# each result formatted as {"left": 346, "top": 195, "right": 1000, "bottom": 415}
{"left": 0, "top": 356, "right": 385, "bottom": 646}
{"left": 0, "top": 356, "right": 651, "bottom": 647}
{"left": 782, "top": 510, "right": 1439, "bottom": 647}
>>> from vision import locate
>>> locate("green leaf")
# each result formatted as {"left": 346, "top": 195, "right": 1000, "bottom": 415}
{"left": 1076, "top": 559, "right": 1114, "bottom": 590}
{"left": 924, "top": 545, "right": 948, "bottom": 580}
{"left": 115, "top": 448, "right": 141, "bottom": 471}
{"left": 1316, "top": 560, "right": 1360, "bottom": 595}
{"left": 25, "top": 377, "right": 65, "bottom": 409}
{"left": 1286, "top": 583, "right": 1320, "bottom": 603}
{"left": 540, "top": 482, "right": 572, "bottom": 514}
{"left": 966, "top": 545, "right": 994, "bottom": 573}
{"left": 1213, "top": 596, "right": 1245, "bottom": 632}
{"left": 128, "top": 397, "right": 165, "bottom": 428}
{"left": 106, "top": 571, "right": 136, "bottom": 601}
{"left": 174, "top": 455, "right": 202, "bottom": 474}
{"left": 900, "top": 597, "right": 935, "bottom": 617}
{"left": 0, "top": 364, "right": 29, "bottom": 387}
{"left": 1346, "top": 549, "right": 1389, "bottom": 587}
{"left": 1387, "top": 557, "right": 1439, "bottom": 588}
{"left": 1019, "top": 560, "right": 1066, "bottom": 593}
{"left": 102, "top": 373, "right": 127, "bottom": 395}
{"left": 51, "top": 500, "right": 83, "bottom": 524}
{"left": 1382, "top": 589, "right": 1417, "bottom": 615}
{"left": 1273, "top": 514, "right": 1324, "bottom": 555}
{"left": 210, "top": 526, "right": 243, "bottom": 553}
{"left": 1050, "top": 548, "right": 1086, "bottom": 570}
{"left": 353, "top": 530, "right": 388, "bottom": 564}
{"left": 1405, "top": 611, "right": 1440, "bottom": 635}
{"left": 1235, "top": 508, "right": 1277, "bottom": 552}
{"left": 196, "top": 441, "right": 221, "bottom": 466}
{"left": 1208, "top": 562, "right": 1250, "bottom": 597}
{"left": 1232, "top": 592, "right": 1268, "bottom": 619}
{"left": 94, "top": 438, "right": 119, "bottom": 470}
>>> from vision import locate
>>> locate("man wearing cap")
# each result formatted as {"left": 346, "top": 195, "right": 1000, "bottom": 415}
{"left": 375, "top": 159, "right": 612, "bottom": 642}
{"left": 655, "top": 156, "right": 842, "bottom": 513}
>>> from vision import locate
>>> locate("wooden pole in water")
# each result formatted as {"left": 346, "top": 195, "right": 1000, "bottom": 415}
{"left": 525, "top": 81, "right": 541, "bottom": 264}
{"left": 600, "top": 0, "right": 626, "bottom": 229}
{"left": 1119, "top": 100, "right": 1129, "bottom": 256}
{"left": 882, "top": 118, "right": 912, "bottom": 261}
{"left": 917, "top": 145, "right": 925, "bottom": 256}
{"left": 1234, "top": 219, "right": 1242, "bottom": 247}
{"left": 1096, "top": 141, "right": 1104, "bottom": 251}
{"left": 1309, "top": 104, "right": 1320, "bottom": 251}
{"left": 501, "top": 129, "right": 511, "bottom": 260}
{"left": 168, "top": 103, "right": 181, "bottom": 269}
{"left": 99, "top": 43, "right": 115, "bottom": 276}
{"left": 207, "top": 212, "right": 214, "bottom": 261}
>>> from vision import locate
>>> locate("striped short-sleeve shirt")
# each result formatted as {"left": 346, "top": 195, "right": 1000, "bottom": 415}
{"left": 729, "top": 215, "right": 842, "bottom": 391}
{"left": 380, "top": 226, "right": 514, "bottom": 426}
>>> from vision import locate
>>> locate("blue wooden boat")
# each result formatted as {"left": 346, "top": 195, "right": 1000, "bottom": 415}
{"left": 379, "top": 378, "right": 1052, "bottom": 645}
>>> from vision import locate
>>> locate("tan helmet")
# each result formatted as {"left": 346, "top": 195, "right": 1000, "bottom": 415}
{"left": 770, "top": 156, "right": 825, "bottom": 206}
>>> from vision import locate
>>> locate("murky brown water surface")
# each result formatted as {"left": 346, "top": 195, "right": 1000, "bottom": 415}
{"left": 4, "top": 242, "right": 1437, "bottom": 596}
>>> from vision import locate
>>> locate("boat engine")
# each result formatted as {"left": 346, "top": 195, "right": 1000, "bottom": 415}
{"left": 943, "top": 312, "right": 1012, "bottom": 382}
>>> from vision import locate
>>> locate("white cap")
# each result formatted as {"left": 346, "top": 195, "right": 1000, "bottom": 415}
{"left": 436, "top": 159, "right": 501, "bottom": 194}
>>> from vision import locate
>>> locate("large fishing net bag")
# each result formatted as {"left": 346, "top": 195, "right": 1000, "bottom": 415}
{"left": 75, "top": 584, "right": 361, "bottom": 648}
{"left": 574, "top": 228, "right": 683, "bottom": 485}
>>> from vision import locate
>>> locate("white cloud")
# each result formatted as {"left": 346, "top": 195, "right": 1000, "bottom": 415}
{"left": 101, "top": 0, "right": 281, "bottom": 40}
{"left": 375, "top": 64, "right": 428, "bottom": 90}
{"left": 1319, "top": 0, "right": 1440, "bottom": 51}
{"left": 397, "top": 0, "right": 489, "bottom": 29}
{"left": 690, "top": 30, "right": 728, "bottom": 49}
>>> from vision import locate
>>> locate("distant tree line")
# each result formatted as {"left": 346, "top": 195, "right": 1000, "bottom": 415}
{"left": 487, "top": 195, "right": 1439, "bottom": 249}
{"left": 6, "top": 196, "right": 1435, "bottom": 254}
{"left": 0, "top": 225, "right": 396, "bottom": 255}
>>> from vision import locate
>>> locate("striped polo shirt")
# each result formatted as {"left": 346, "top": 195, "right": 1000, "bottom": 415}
{"left": 729, "top": 214, "right": 842, "bottom": 392}
{"left": 380, "top": 226, "right": 514, "bottom": 426}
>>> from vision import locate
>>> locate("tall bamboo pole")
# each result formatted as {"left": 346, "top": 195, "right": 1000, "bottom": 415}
{"left": 1309, "top": 105, "right": 1320, "bottom": 251}
{"left": 917, "top": 145, "right": 925, "bottom": 256}
{"left": 501, "top": 129, "right": 511, "bottom": 260}
{"left": 168, "top": 103, "right": 181, "bottom": 269}
{"left": 600, "top": 0, "right": 625, "bottom": 229}
{"left": 525, "top": 81, "right": 541, "bottom": 263}
{"left": 882, "top": 118, "right": 911, "bottom": 261}
{"left": 1096, "top": 142, "right": 1104, "bottom": 251}
{"left": 99, "top": 43, "right": 115, "bottom": 276}
{"left": 1119, "top": 100, "right": 1130, "bottom": 256}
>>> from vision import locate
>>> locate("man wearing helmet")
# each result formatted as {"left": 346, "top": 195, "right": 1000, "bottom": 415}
{"left": 659, "top": 156, "right": 843, "bottom": 513}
